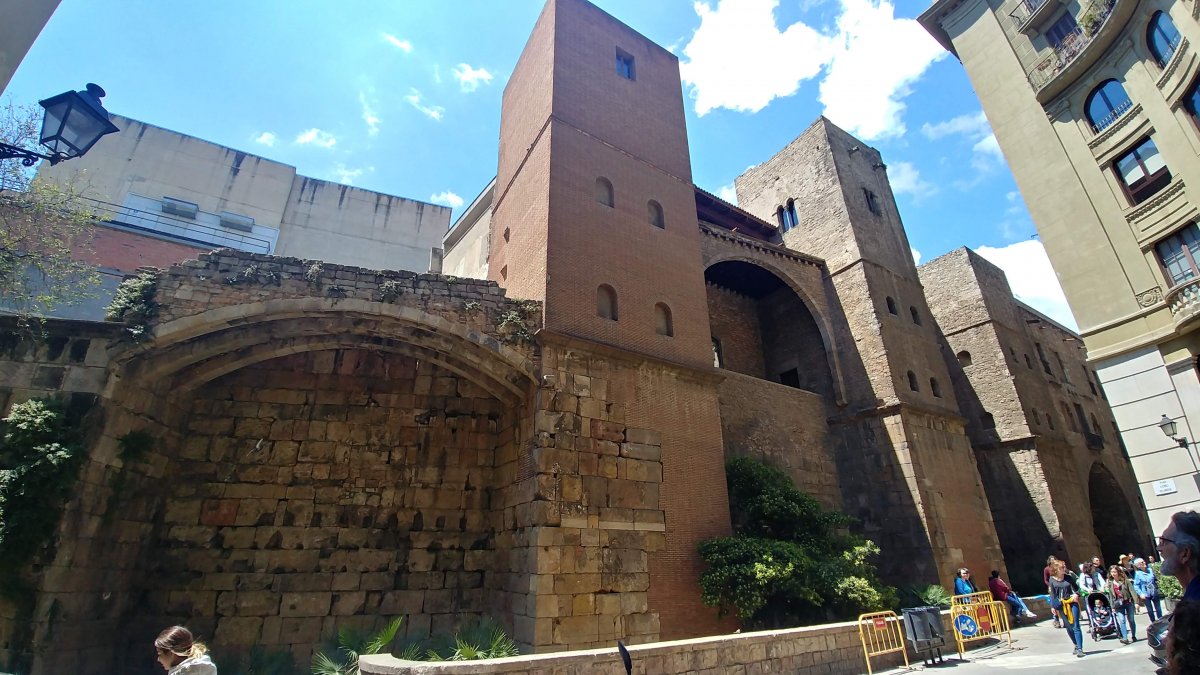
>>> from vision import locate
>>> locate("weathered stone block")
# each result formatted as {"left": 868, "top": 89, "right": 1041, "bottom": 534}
{"left": 279, "top": 592, "right": 331, "bottom": 617}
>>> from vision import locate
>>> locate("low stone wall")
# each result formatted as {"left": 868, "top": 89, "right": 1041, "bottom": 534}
{"left": 360, "top": 597, "right": 1051, "bottom": 675}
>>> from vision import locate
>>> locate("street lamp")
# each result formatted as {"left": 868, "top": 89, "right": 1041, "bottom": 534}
{"left": 0, "top": 83, "right": 119, "bottom": 167}
{"left": 1158, "top": 414, "right": 1192, "bottom": 449}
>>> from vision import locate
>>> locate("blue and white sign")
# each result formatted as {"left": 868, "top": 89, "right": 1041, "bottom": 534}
{"left": 954, "top": 614, "right": 978, "bottom": 637}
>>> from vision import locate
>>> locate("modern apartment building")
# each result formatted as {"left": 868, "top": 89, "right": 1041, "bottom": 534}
{"left": 920, "top": 0, "right": 1200, "bottom": 532}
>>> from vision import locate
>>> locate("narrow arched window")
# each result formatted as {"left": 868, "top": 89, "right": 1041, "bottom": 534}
{"left": 886, "top": 297, "right": 898, "bottom": 315}
{"left": 907, "top": 371, "right": 919, "bottom": 392}
{"left": 776, "top": 206, "right": 786, "bottom": 229}
{"left": 597, "top": 284, "right": 618, "bottom": 320}
{"left": 654, "top": 303, "right": 673, "bottom": 336}
{"left": 1031, "top": 408, "right": 1040, "bottom": 426}
{"left": 785, "top": 199, "right": 798, "bottom": 231}
{"left": 648, "top": 200, "right": 665, "bottom": 229}
{"left": 981, "top": 412, "right": 996, "bottom": 429}
{"left": 1148, "top": 11, "right": 1181, "bottom": 67}
{"left": 595, "top": 177, "right": 614, "bottom": 207}
{"left": 910, "top": 306, "right": 922, "bottom": 326}
{"left": 1090, "top": 414, "right": 1103, "bottom": 436}
{"left": 957, "top": 350, "right": 973, "bottom": 367}
{"left": 930, "top": 378, "right": 942, "bottom": 398}
{"left": 1085, "top": 79, "right": 1132, "bottom": 133}
{"left": 712, "top": 337, "right": 724, "bottom": 367}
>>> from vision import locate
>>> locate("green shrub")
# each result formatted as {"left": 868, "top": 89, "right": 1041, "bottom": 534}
{"left": 1155, "top": 561, "right": 1183, "bottom": 599}
{"left": 0, "top": 398, "right": 88, "bottom": 597}
{"left": 312, "top": 616, "right": 403, "bottom": 675}
{"left": 312, "top": 616, "right": 520, "bottom": 672}
{"left": 698, "top": 456, "right": 896, "bottom": 629}
{"left": 900, "top": 584, "right": 953, "bottom": 608}
{"left": 105, "top": 270, "right": 159, "bottom": 341}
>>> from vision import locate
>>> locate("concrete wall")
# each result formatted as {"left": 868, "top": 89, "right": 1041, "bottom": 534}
{"left": 0, "top": 0, "right": 59, "bottom": 93}
{"left": 442, "top": 183, "right": 493, "bottom": 280}
{"left": 38, "top": 115, "right": 449, "bottom": 274}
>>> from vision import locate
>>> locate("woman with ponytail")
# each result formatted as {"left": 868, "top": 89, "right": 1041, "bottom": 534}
{"left": 154, "top": 626, "right": 217, "bottom": 674}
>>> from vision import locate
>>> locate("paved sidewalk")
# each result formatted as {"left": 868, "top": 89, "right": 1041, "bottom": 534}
{"left": 878, "top": 618, "right": 1157, "bottom": 674}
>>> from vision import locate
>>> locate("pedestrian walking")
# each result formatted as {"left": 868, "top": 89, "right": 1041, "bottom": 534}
{"left": 1107, "top": 564, "right": 1137, "bottom": 644}
{"left": 154, "top": 626, "right": 217, "bottom": 674}
{"left": 1045, "top": 555, "right": 1063, "bottom": 628}
{"left": 1049, "top": 560, "right": 1086, "bottom": 658}
{"left": 1134, "top": 556, "right": 1164, "bottom": 621}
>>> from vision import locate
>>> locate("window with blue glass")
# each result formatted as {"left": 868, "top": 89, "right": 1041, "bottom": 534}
{"left": 616, "top": 48, "right": 636, "bottom": 80}
{"left": 1114, "top": 137, "right": 1171, "bottom": 204}
{"left": 1185, "top": 77, "right": 1200, "bottom": 122}
{"left": 1156, "top": 223, "right": 1200, "bottom": 286}
{"left": 1148, "top": 11, "right": 1181, "bottom": 67}
{"left": 1085, "top": 79, "right": 1132, "bottom": 132}
{"left": 777, "top": 199, "right": 798, "bottom": 232}
{"left": 1046, "top": 13, "right": 1079, "bottom": 48}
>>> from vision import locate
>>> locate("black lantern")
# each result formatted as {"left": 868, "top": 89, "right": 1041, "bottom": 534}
{"left": 0, "top": 83, "right": 118, "bottom": 167}
{"left": 1158, "top": 414, "right": 1179, "bottom": 439}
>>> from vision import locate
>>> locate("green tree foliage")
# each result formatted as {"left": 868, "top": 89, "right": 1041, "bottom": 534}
{"left": 698, "top": 456, "right": 896, "bottom": 629}
{"left": 0, "top": 101, "right": 102, "bottom": 325}
{"left": 0, "top": 398, "right": 87, "bottom": 597}
{"left": 1154, "top": 561, "right": 1183, "bottom": 599}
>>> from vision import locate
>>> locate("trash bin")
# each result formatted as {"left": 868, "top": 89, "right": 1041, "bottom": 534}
{"left": 901, "top": 606, "right": 946, "bottom": 666}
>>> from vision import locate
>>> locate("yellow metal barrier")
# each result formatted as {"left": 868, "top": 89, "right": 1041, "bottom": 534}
{"left": 858, "top": 610, "right": 910, "bottom": 675}
{"left": 951, "top": 590, "right": 993, "bottom": 607}
{"left": 949, "top": 600, "right": 1013, "bottom": 657}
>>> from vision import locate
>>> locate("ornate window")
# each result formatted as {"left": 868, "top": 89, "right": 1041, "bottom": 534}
{"left": 1114, "top": 137, "right": 1170, "bottom": 205}
{"left": 597, "top": 284, "right": 618, "bottom": 320}
{"left": 1085, "top": 79, "right": 1132, "bottom": 133}
{"left": 1148, "top": 11, "right": 1181, "bottom": 67}
{"left": 1155, "top": 222, "right": 1200, "bottom": 286}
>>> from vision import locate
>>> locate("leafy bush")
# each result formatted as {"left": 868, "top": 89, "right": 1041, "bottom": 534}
{"left": 698, "top": 456, "right": 896, "bottom": 629}
{"left": 105, "top": 270, "right": 160, "bottom": 341}
{"left": 312, "top": 617, "right": 403, "bottom": 675}
{"left": 0, "top": 398, "right": 87, "bottom": 598}
{"left": 900, "top": 584, "right": 953, "bottom": 608}
{"left": 1155, "top": 561, "right": 1183, "bottom": 600}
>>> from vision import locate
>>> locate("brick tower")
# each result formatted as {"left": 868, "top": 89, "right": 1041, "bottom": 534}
{"left": 735, "top": 119, "right": 1006, "bottom": 586}
{"left": 489, "top": 0, "right": 734, "bottom": 645}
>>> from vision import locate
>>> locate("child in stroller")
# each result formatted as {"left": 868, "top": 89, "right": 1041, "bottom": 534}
{"left": 1087, "top": 592, "right": 1118, "bottom": 641}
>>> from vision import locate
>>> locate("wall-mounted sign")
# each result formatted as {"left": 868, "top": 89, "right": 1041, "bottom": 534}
{"left": 1153, "top": 479, "right": 1178, "bottom": 496}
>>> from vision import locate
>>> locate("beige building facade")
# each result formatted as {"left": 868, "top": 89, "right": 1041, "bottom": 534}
{"left": 39, "top": 115, "right": 450, "bottom": 277}
{"left": 0, "top": 0, "right": 59, "bottom": 94}
{"left": 920, "top": 0, "right": 1200, "bottom": 533}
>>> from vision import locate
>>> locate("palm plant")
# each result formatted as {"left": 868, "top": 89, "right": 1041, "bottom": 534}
{"left": 311, "top": 616, "right": 403, "bottom": 675}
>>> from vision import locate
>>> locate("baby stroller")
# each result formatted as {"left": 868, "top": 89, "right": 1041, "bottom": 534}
{"left": 1086, "top": 592, "right": 1118, "bottom": 642}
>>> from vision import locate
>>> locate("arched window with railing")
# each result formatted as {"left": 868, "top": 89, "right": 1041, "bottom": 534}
{"left": 1085, "top": 79, "right": 1132, "bottom": 133}
{"left": 1148, "top": 11, "right": 1182, "bottom": 67}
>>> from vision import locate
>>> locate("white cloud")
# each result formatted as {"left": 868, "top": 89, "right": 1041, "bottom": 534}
{"left": 911, "top": 247, "right": 922, "bottom": 265}
{"left": 976, "top": 240, "right": 1078, "bottom": 331}
{"left": 679, "top": 0, "right": 944, "bottom": 140}
{"left": 888, "top": 161, "right": 935, "bottom": 200}
{"left": 359, "top": 91, "right": 381, "bottom": 137}
{"left": 717, "top": 183, "right": 738, "bottom": 204}
{"left": 382, "top": 33, "right": 412, "bottom": 53}
{"left": 817, "top": 0, "right": 947, "bottom": 140}
{"left": 329, "top": 164, "right": 374, "bottom": 186}
{"left": 681, "top": 0, "right": 829, "bottom": 117}
{"left": 921, "top": 110, "right": 1002, "bottom": 174}
{"left": 252, "top": 132, "right": 277, "bottom": 147}
{"left": 295, "top": 128, "right": 337, "bottom": 149}
{"left": 453, "top": 63, "right": 494, "bottom": 93}
{"left": 405, "top": 89, "right": 445, "bottom": 122}
{"left": 430, "top": 190, "right": 464, "bottom": 209}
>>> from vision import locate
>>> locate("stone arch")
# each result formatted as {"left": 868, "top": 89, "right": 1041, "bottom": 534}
{"left": 1088, "top": 462, "right": 1144, "bottom": 565}
{"left": 114, "top": 298, "right": 537, "bottom": 403}
{"left": 703, "top": 257, "right": 842, "bottom": 402}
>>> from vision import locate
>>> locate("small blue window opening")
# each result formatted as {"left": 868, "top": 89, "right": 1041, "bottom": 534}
{"left": 616, "top": 49, "right": 635, "bottom": 80}
{"left": 1085, "top": 80, "right": 1132, "bottom": 133}
{"left": 1148, "top": 11, "right": 1182, "bottom": 67}
{"left": 778, "top": 199, "right": 798, "bottom": 232}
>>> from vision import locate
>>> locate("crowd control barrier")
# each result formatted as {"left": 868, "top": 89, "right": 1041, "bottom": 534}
{"left": 858, "top": 610, "right": 909, "bottom": 675}
{"left": 949, "top": 600, "right": 1013, "bottom": 657}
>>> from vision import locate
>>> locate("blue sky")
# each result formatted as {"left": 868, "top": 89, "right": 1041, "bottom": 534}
{"left": 4, "top": 0, "right": 1076, "bottom": 329}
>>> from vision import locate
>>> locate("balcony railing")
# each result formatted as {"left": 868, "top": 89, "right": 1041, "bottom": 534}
{"left": 1008, "top": 0, "right": 1049, "bottom": 28}
{"left": 1089, "top": 97, "right": 1133, "bottom": 133}
{"left": 1027, "top": 0, "right": 1115, "bottom": 91}
{"left": 1166, "top": 277, "right": 1200, "bottom": 329}
{"left": 78, "top": 195, "right": 274, "bottom": 254}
